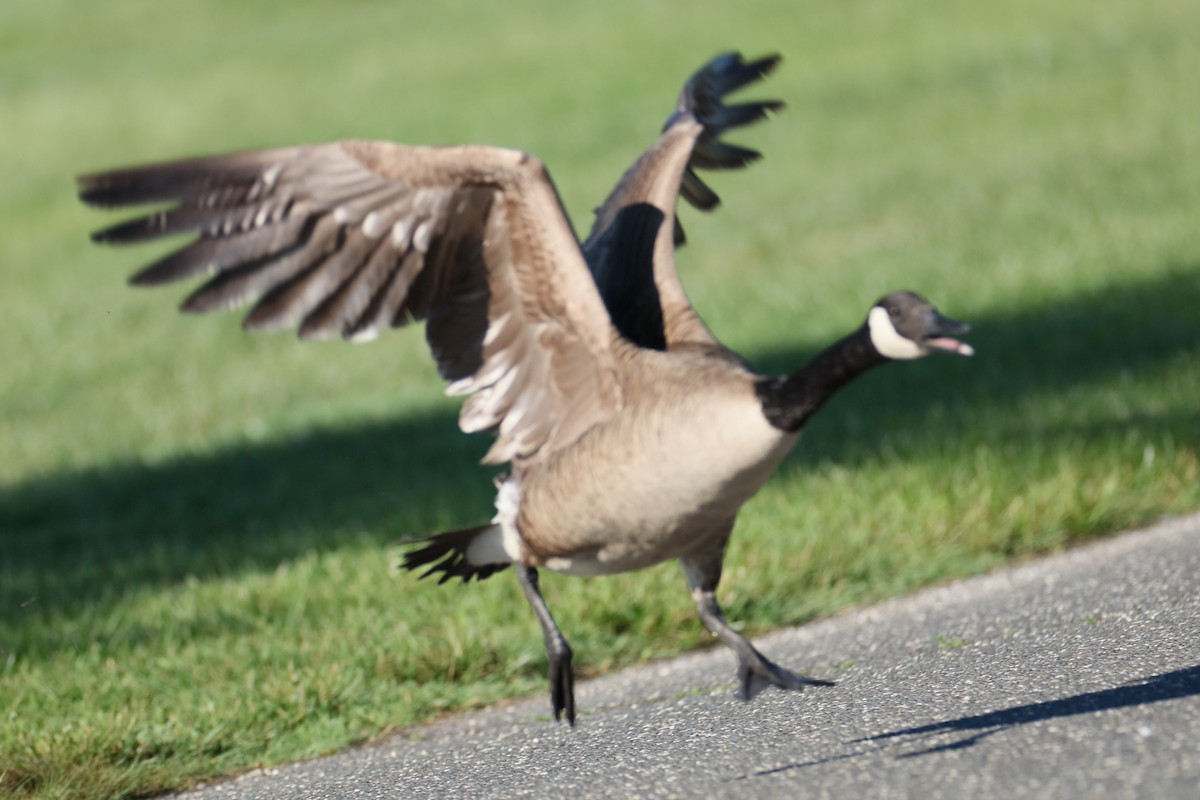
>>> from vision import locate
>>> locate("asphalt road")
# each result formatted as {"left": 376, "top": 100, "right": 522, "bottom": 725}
{"left": 177, "top": 512, "right": 1200, "bottom": 799}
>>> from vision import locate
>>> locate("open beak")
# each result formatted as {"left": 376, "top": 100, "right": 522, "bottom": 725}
{"left": 924, "top": 311, "right": 974, "bottom": 357}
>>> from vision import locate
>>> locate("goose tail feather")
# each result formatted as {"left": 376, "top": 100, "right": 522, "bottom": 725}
{"left": 400, "top": 524, "right": 513, "bottom": 585}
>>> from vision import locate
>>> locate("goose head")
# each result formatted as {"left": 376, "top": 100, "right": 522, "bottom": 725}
{"left": 867, "top": 291, "right": 974, "bottom": 360}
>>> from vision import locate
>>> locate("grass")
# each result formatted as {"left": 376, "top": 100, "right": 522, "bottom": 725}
{"left": 2, "top": 0, "right": 1199, "bottom": 797}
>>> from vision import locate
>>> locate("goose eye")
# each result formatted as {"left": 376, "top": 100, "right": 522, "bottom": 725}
{"left": 889, "top": 307, "right": 901, "bottom": 318}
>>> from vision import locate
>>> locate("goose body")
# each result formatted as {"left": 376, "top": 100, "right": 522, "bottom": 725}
{"left": 79, "top": 52, "right": 972, "bottom": 725}
{"left": 510, "top": 346, "right": 795, "bottom": 576}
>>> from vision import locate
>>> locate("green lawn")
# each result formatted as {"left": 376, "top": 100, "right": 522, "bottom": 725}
{"left": 3, "top": 0, "right": 1199, "bottom": 797}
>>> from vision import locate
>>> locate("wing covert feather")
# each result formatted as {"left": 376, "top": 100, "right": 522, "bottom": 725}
{"left": 79, "top": 141, "right": 624, "bottom": 464}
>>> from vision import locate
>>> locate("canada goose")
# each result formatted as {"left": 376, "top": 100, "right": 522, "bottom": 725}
{"left": 78, "top": 52, "right": 973, "bottom": 726}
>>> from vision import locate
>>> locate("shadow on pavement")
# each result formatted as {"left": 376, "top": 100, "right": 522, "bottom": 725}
{"left": 860, "top": 664, "right": 1200, "bottom": 757}
{"left": 733, "top": 664, "right": 1200, "bottom": 780}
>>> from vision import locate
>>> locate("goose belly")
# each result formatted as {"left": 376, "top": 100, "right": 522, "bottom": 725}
{"left": 524, "top": 392, "right": 798, "bottom": 576}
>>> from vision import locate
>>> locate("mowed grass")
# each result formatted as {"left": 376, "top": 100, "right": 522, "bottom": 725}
{"left": 3, "top": 0, "right": 1199, "bottom": 797}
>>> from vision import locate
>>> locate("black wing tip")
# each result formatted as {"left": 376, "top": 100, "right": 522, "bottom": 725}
{"left": 179, "top": 288, "right": 219, "bottom": 313}
{"left": 703, "top": 50, "right": 783, "bottom": 91}
{"left": 675, "top": 49, "right": 784, "bottom": 143}
{"left": 77, "top": 171, "right": 152, "bottom": 208}
{"left": 745, "top": 52, "right": 783, "bottom": 75}
{"left": 670, "top": 49, "right": 780, "bottom": 214}
{"left": 708, "top": 50, "right": 781, "bottom": 69}
{"left": 691, "top": 141, "right": 763, "bottom": 171}
{"left": 297, "top": 316, "right": 343, "bottom": 342}
{"left": 723, "top": 51, "right": 782, "bottom": 80}
{"left": 89, "top": 214, "right": 160, "bottom": 245}
{"left": 78, "top": 184, "right": 119, "bottom": 209}
{"left": 128, "top": 262, "right": 183, "bottom": 287}
{"left": 241, "top": 307, "right": 288, "bottom": 333}
{"left": 76, "top": 151, "right": 276, "bottom": 211}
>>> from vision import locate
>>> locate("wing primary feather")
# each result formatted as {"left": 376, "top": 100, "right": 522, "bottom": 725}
{"left": 77, "top": 148, "right": 301, "bottom": 207}
{"left": 129, "top": 209, "right": 312, "bottom": 286}
{"left": 690, "top": 140, "right": 762, "bottom": 171}
{"left": 241, "top": 217, "right": 356, "bottom": 331}
{"left": 299, "top": 235, "right": 397, "bottom": 340}
{"left": 697, "top": 100, "right": 785, "bottom": 133}
{"left": 346, "top": 248, "right": 425, "bottom": 338}
{"left": 180, "top": 215, "right": 330, "bottom": 314}
{"left": 295, "top": 227, "right": 392, "bottom": 339}
{"left": 679, "top": 167, "right": 720, "bottom": 210}
{"left": 681, "top": 52, "right": 781, "bottom": 105}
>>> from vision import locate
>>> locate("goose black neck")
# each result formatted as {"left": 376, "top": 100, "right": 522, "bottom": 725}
{"left": 755, "top": 324, "right": 887, "bottom": 433}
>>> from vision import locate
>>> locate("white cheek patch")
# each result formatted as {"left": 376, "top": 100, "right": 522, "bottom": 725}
{"left": 868, "top": 306, "right": 924, "bottom": 360}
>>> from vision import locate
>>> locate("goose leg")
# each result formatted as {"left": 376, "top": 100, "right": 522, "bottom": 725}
{"left": 682, "top": 551, "right": 834, "bottom": 700}
{"left": 516, "top": 564, "right": 576, "bottom": 725}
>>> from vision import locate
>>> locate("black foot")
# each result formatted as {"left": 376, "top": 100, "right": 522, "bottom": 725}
{"left": 516, "top": 564, "right": 577, "bottom": 726}
{"left": 736, "top": 653, "right": 835, "bottom": 701}
{"left": 548, "top": 643, "right": 576, "bottom": 725}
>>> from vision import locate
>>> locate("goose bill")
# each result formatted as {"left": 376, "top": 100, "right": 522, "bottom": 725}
{"left": 925, "top": 336, "right": 974, "bottom": 356}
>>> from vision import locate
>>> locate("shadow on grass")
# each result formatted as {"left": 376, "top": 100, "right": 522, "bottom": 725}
{"left": 0, "top": 409, "right": 496, "bottom": 622}
{"left": 756, "top": 261, "right": 1200, "bottom": 469}
{"left": 1, "top": 264, "right": 1197, "bottom": 626}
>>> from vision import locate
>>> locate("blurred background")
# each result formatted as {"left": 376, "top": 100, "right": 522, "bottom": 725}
{"left": 2, "top": 0, "right": 1198, "bottom": 797}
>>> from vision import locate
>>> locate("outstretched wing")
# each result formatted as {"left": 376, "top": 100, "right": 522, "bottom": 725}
{"left": 582, "top": 52, "right": 782, "bottom": 350}
{"left": 79, "top": 141, "right": 623, "bottom": 464}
